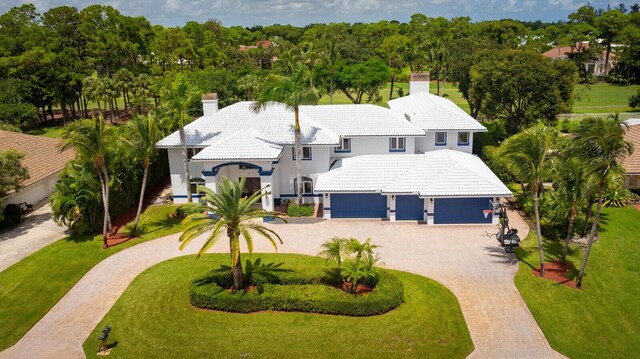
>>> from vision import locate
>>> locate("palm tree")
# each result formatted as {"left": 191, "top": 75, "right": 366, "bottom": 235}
{"left": 160, "top": 74, "right": 200, "bottom": 203}
{"left": 60, "top": 117, "right": 115, "bottom": 247}
{"left": 178, "top": 177, "right": 286, "bottom": 291}
{"left": 499, "top": 125, "right": 557, "bottom": 277}
{"left": 319, "top": 237, "right": 349, "bottom": 267}
{"left": 319, "top": 39, "right": 340, "bottom": 104}
{"left": 574, "top": 116, "right": 633, "bottom": 287}
{"left": 301, "top": 41, "right": 321, "bottom": 88}
{"left": 253, "top": 66, "right": 319, "bottom": 206}
{"left": 126, "top": 114, "right": 162, "bottom": 237}
{"left": 554, "top": 156, "right": 591, "bottom": 264}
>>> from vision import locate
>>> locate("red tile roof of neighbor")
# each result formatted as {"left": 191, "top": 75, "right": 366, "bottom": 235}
{"left": 0, "top": 130, "right": 75, "bottom": 190}
{"left": 623, "top": 120, "right": 640, "bottom": 174}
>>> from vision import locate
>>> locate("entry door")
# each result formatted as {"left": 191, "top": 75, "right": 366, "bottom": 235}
{"left": 243, "top": 178, "right": 261, "bottom": 197}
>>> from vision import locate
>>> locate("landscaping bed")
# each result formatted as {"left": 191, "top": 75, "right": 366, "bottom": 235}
{"left": 83, "top": 254, "right": 473, "bottom": 358}
{"left": 190, "top": 267, "right": 404, "bottom": 316}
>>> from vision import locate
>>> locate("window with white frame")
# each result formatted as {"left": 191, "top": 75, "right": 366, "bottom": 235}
{"left": 458, "top": 132, "right": 470, "bottom": 145}
{"left": 294, "top": 176, "right": 313, "bottom": 194}
{"left": 335, "top": 138, "right": 351, "bottom": 152}
{"left": 389, "top": 137, "right": 406, "bottom": 151}
{"left": 435, "top": 132, "right": 447, "bottom": 145}
{"left": 292, "top": 146, "right": 312, "bottom": 160}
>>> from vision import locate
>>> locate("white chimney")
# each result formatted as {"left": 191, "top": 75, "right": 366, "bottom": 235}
{"left": 409, "top": 73, "right": 430, "bottom": 95}
{"left": 202, "top": 93, "right": 218, "bottom": 116}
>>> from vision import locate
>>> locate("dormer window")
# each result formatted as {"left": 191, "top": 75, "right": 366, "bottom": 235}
{"left": 435, "top": 132, "right": 447, "bottom": 146}
{"left": 389, "top": 137, "right": 406, "bottom": 152}
{"left": 335, "top": 138, "right": 351, "bottom": 153}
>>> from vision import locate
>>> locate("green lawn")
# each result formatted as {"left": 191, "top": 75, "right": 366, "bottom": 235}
{"left": 83, "top": 254, "right": 473, "bottom": 358}
{"left": 514, "top": 206, "right": 640, "bottom": 358}
{"left": 26, "top": 126, "right": 66, "bottom": 138}
{"left": 0, "top": 204, "right": 186, "bottom": 351}
{"left": 573, "top": 82, "right": 640, "bottom": 114}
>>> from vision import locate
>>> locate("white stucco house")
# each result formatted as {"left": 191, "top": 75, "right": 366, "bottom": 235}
{"left": 156, "top": 83, "right": 512, "bottom": 224}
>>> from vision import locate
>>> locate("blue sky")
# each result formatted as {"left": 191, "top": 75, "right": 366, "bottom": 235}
{"left": 2, "top": 1, "right": 633, "bottom": 27}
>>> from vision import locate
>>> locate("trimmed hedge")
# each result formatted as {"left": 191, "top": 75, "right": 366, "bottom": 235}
{"left": 287, "top": 204, "right": 314, "bottom": 217}
{"left": 190, "top": 269, "right": 403, "bottom": 316}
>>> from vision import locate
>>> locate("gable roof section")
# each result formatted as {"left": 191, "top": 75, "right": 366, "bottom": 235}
{"left": 300, "top": 104, "right": 425, "bottom": 137}
{"left": 156, "top": 102, "right": 340, "bottom": 148}
{"left": 192, "top": 127, "right": 284, "bottom": 161}
{"left": 0, "top": 130, "right": 75, "bottom": 190}
{"left": 623, "top": 119, "right": 640, "bottom": 174}
{"left": 315, "top": 150, "right": 512, "bottom": 198}
{"left": 388, "top": 92, "right": 486, "bottom": 132}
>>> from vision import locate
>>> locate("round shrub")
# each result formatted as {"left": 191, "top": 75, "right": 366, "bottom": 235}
{"left": 190, "top": 269, "right": 404, "bottom": 316}
{"left": 287, "top": 204, "right": 314, "bottom": 217}
{"left": 3, "top": 204, "right": 22, "bottom": 224}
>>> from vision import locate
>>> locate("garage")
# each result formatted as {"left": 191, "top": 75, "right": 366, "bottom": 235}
{"left": 330, "top": 193, "right": 387, "bottom": 219}
{"left": 396, "top": 195, "right": 424, "bottom": 220}
{"left": 434, "top": 197, "right": 493, "bottom": 224}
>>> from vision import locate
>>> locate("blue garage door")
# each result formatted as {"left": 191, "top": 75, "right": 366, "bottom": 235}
{"left": 396, "top": 196, "right": 424, "bottom": 220}
{"left": 434, "top": 198, "right": 493, "bottom": 224}
{"left": 331, "top": 193, "right": 387, "bottom": 219}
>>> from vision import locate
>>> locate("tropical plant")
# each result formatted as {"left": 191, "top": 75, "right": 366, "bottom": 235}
{"left": 125, "top": 114, "right": 162, "bottom": 237}
{"left": 0, "top": 149, "right": 29, "bottom": 197}
{"left": 59, "top": 117, "right": 115, "bottom": 247}
{"left": 319, "top": 237, "right": 350, "bottom": 267}
{"left": 574, "top": 116, "right": 633, "bottom": 287}
{"left": 499, "top": 125, "right": 557, "bottom": 277}
{"left": 342, "top": 238, "right": 380, "bottom": 294}
{"left": 160, "top": 74, "right": 201, "bottom": 203}
{"left": 178, "top": 177, "right": 286, "bottom": 291}
{"left": 253, "top": 66, "right": 319, "bottom": 206}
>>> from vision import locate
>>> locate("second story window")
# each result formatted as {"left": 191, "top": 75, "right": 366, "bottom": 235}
{"left": 458, "top": 132, "right": 470, "bottom": 146}
{"left": 335, "top": 138, "right": 351, "bottom": 152}
{"left": 389, "top": 137, "right": 406, "bottom": 152}
{"left": 187, "top": 148, "right": 202, "bottom": 159}
{"left": 292, "top": 146, "right": 312, "bottom": 160}
{"left": 435, "top": 132, "right": 447, "bottom": 146}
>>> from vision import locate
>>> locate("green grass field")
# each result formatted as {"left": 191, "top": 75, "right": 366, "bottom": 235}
{"left": 26, "top": 126, "right": 66, "bottom": 138}
{"left": 82, "top": 253, "right": 473, "bottom": 358}
{"left": 0, "top": 205, "right": 186, "bottom": 351}
{"left": 573, "top": 83, "right": 640, "bottom": 114}
{"left": 514, "top": 206, "right": 640, "bottom": 358}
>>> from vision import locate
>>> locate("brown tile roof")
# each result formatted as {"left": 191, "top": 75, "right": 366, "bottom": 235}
{"left": 623, "top": 120, "right": 640, "bottom": 174}
{"left": 0, "top": 130, "right": 75, "bottom": 190}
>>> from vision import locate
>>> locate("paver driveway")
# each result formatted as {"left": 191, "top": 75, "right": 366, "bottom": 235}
{"left": 1, "top": 208, "right": 564, "bottom": 359}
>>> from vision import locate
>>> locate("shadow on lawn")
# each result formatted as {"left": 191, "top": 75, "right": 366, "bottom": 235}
{"left": 124, "top": 215, "right": 182, "bottom": 237}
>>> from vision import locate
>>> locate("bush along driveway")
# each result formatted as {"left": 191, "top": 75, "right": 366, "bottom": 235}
{"left": 1, "top": 207, "right": 564, "bottom": 358}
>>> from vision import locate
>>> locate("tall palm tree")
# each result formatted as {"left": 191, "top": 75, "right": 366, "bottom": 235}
{"left": 574, "top": 116, "right": 632, "bottom": 287}
{"left": 320, "top": 39, "right": 340, "bottom": 104}
{"left": 160, "top": 74, "right": 200, "bottom": 203}
{"left": 499, "top": 125, "right": 557, "bottom": 277}
{"left": 178, "top": 177, "right": 286, "bottom": 291}
{"left": 126, "top": 114, "right": 162, "bottom": 237}
{"left": 253, "top": 66, "right": 319, "bottom": 206}
{"left": 60, "top": 117, "right": 115, "bottom": 247}
{"left": 301, "top": 41, "right": 321, "bottom": 88}
{"left": 554, "top": 156, "right": 592, "bottom": 264}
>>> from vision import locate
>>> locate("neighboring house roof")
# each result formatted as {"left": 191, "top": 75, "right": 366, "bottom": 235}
{"left": 315, "top": 149, "right": 512, "bottom": 198}
{"left": 156, "top": 102, "right": 341, "bottom": 149}
{"left": 622, "top": 119, "right": 640, "bottom": 174}
{"left": 300, "top": 104, "right": 425, "bottom": 137}
{"left": 192, "top": 127, "right": 284, "bottom": 161}
{"left": 542, "top": 42, "right": 618, "bottom": 61}
{"left": 0, "top": 130, "right": 75, "bottom": 192}
{"left": 387, "top": 92, "right": 487, "bottom": 132}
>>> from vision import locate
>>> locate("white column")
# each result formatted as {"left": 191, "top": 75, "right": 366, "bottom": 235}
{"left": 492, "top": 197, "right": 500, "bottom": 225}
{"left": 425, "top": 198, "right": 434, "bottom": 224}
{"left": 322, "top": 193, "right": 331, "bottom": 219}
{"left": 388, "top": 195, "right": 396, "bottom": 221}
{"left": 260, "top": 175, "right": 274, "bottom": 216}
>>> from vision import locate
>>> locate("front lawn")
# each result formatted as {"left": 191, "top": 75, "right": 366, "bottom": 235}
{"left": 514, "top": 207, "right": 640, "bottom": 358}
{"left": 83, "top": 254, "right": 473, "bottom": 358}
{"left": 0, "top": 204, "right": 186, "bottom": 350}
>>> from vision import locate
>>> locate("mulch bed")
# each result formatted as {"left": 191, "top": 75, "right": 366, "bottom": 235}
{"left": 532, "top": 260, "right": 578, "bottom": 289}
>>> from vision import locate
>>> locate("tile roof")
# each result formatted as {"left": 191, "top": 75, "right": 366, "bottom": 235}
{"left": 156, "top": 101, "right": 340, "bottom": 148}
{"left": 315, "top": 149, "right": 512, "bottom": 198}
{"left": 387, "top": 92, "right": 487, "bottom": 132}
{"left": 300, "top": 104, "right": 425, "bottom": 137}
{"left": 0, "top": 130, "right": 75, "bottom": 191}
{"left": 192, "top": 127, "right": 284, "bottom": 161}
{"left": 623, "top": 119, "right": 640, "bottom": 174}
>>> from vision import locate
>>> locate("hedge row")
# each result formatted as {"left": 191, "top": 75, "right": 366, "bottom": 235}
{"left": 190, "top": 269, "right": 404, "bottom": 316}
{"left": 286, "top": 204, "right": 314, "bottom": 217}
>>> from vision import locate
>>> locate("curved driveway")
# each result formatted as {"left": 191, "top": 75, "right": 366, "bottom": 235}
{"left": 1, "top": 209, "right": 564, "bottom": 359}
